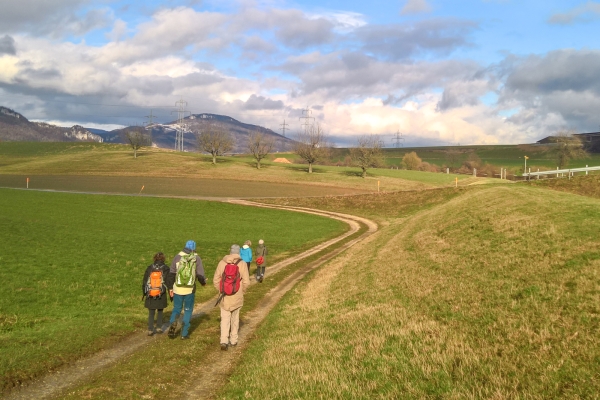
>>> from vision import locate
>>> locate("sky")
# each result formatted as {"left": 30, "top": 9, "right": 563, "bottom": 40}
{"left": 0, "top": 0, "right": 599, "bottom": 146}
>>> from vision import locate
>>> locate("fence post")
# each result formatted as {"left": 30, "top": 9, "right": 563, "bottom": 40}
{"left": 473, "top": 168, "right": 476, "bottom": 177}
{"left": 446, "top": 168, "right": 449, "bottom": 174}
{"left": 586, "top": 165, "right": 589, "bottom": 175}
{"left": 556, "top": 167, "right": 559, "bottom": 178}
{"left": 537, "top": 169, "right": 539, "bottom": 180}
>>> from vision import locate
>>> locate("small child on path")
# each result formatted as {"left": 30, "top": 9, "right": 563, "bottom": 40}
{"left": 142, "top": 252, "right": 171, "bottom": 336}
{"left": 255, "top": 239, "right": 268, "bottom": 283}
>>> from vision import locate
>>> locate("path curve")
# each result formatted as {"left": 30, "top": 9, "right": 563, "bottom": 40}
{"left": 4, "top": 199, "right": 377, "bottom": 400}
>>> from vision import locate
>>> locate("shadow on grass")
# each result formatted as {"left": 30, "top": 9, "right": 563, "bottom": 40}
{"left": 342, "top": 170, "right": 364, "bottom": 178}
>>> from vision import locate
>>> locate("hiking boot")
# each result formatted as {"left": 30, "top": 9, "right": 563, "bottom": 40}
{"left": 220, "top": 343, "right": 228, "bottom": 351}
{"left": 230, "top": 342, "right": 238, "bottom": 347}
{"left": 181, "top": 335, "right": 190, "bottom": 340}
{"left": 167, "top": 323, "right": 177, "bottom": 339}
{"left": 259, "top": 276, "right": 264, "bottom": 283}
{"left": 156, "top": 328, "right": 163, "bottom": 334}
{"left": 147, "top": 330, "right": 154, "bottom": 336}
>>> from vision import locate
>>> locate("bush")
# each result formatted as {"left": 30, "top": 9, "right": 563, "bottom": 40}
{"left": 402, "top": 151, "right": 422, "bottom": 170}
{"left": 418, "top": 162, "right": 439, "bottom": 173}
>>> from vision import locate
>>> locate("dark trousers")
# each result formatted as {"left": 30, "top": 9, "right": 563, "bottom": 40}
{"left": 148, "top": 309, "right": 164, "bottom": 331}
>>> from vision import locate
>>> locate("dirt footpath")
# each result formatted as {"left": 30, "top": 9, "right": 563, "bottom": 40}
{"left": 4, "top": 200, "right": 377, "bottom": 400}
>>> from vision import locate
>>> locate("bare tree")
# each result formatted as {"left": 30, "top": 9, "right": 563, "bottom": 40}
{"left": 124, "top": 127, "right": 152, "bottom": 159}
{"left": 445, "top": 148, "right": 461, "bottom": 170}
{"left": 293, "top": 123, "right": 330, "bottom": 173}
{"left": 196, "top": 124, "right": 234, "bottom": 165}
{"left": 248, "top": 131, "right": 275, "bottom": 169}
{"left": 553, "top": 130, "right": 588, "bottom": 169}
{"left": 349, "top": 135, "right": 383, "bottom": 178}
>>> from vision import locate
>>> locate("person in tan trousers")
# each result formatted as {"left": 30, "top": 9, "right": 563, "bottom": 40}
{"left": 213, "top": 244, "right": 250, "bottom": 350}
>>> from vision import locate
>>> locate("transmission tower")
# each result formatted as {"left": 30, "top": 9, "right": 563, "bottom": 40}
{"left": 299, "top": 107, "right": 315, "bottom": 133}
{"left": 393, "top": 130, "right": 405, "bottom": 148}
{"left": 279, "top": 119, "right": 289, "bottom": 137}
{"left": 171, "top": 98, "right": 191, "bottom": 152}
{"left": 145, "top": 110, "right": 156, "bottom": 126}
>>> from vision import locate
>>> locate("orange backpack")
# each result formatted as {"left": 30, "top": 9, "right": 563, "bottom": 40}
{"left": 146, "top": 266, "right": 166, "bottom": 298}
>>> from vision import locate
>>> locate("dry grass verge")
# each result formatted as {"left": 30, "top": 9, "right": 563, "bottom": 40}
{"left": 221, "top": 185, "right": 600, "bottom": 399}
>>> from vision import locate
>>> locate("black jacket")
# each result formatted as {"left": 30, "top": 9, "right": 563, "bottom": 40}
{"left": 142, "top": 261, "right": 171, "bottom": 310}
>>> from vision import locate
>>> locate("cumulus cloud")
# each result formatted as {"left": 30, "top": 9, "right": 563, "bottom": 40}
{"left": 548, "top": 1, "right": 600, "bottom": 25}
{"left": 0, "top": 35, "right": 17, "bottom": 55}
{"left": 0, "top": 0, "right": 111, "bottom": 37}
{"left": 356, "top": 19, "right": 477, "bottom": 61}
{"left": 400, "top": 0, "right": 433, "bottom": 15}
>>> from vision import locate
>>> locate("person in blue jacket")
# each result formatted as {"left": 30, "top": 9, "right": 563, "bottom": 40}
{"left": 240, "top": 240, "right": 253, "bottom": 273}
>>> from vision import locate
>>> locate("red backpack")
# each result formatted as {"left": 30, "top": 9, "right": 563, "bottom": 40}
{"left": 220, "top": 259, "right": 242, "bottom": 295}
{"left": 215, "top": 259, "right": 242, "bottom": 306}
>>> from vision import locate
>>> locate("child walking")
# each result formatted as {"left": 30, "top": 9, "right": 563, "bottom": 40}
{"left": 142, "top": 252, "right": 171, "bottom": 336}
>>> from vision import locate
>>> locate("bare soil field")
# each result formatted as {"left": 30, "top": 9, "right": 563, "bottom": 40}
{"left": 0, "top": 174, "right": 369, "bottom": 198}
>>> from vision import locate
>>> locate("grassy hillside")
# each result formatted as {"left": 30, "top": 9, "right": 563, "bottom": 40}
{"left": 529, "top": 174, "right": 600, "bottom": 199}
{"left": 0, "top": 188, "right": 346, "bottom": 393}
{"left": 0, "top": 142, "right": 473, "bottom": 193}
{"left": 223, "top": 185, "right": 600, "bottom": 398}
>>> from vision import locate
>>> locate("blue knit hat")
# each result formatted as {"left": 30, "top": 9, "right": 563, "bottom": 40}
{"left": 185, "top": 240, "right": 196, "bottom": 251}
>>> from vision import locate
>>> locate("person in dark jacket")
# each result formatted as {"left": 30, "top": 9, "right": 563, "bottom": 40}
{"left": 142, "top": 252, "right": 171, "bottom": 336}
{"left": 166, "top": 240, "right": 206, "bottom": 340}
{"left": 255, "top": 239, "right": 268, "bottom": 282}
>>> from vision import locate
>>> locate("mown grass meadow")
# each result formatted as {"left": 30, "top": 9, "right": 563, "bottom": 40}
{"left": 221, "top": 184, "right": 600, "bottom": 399}
{"left": 0, "top": 188, "right": 346, "bottom": 393}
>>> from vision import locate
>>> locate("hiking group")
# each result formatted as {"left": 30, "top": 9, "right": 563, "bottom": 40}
{"left": 142, "top": 239, "right": 268, "bottom": 350}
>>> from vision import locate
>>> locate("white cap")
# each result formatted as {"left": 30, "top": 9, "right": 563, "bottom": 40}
{"left": 258, "top": 239, "right": 264, "bottom": 245}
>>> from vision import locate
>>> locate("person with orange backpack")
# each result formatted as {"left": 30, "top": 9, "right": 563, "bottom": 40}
{"left": 213, "top": 244, "right": 250, "bottom": 350}
{"left": 142, "top": 252, "right": 171, "bottom": 336}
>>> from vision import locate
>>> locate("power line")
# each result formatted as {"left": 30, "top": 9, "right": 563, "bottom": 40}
{"left": 279, "top": 119, "right": 289, "bottom": 137}
{"left": 171, "top": 98, "right": 191, "bottom": 152}
{"left": 299, "top": 107, "right": 314, "bottom": 133}
{"left": 393, "top": 130, "right": 405, "bottom": 148}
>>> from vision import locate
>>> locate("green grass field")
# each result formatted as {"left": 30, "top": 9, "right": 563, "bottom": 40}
{"left": 380, "top": 145, "right": 600, "bottom": 170}
{"left": 221, "top": 184, "right": 600, "bottom": 399}
{"left": 0, "top": 142, "right": 475, "bottom": 193}
{"left": 0, "top": 188, "right": 346, "bottom": 393}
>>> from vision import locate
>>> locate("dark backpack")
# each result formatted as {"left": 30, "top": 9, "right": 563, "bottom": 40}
{"left": 215, "top": 259, "right": 242, "bottom": 306}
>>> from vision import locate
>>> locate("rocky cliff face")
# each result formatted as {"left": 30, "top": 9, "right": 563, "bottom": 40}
{"left": 0, "top": 106, "right": 103, "bottom": 143}
{"left": 63, "top": 125, "right": 103, "bottom": 142}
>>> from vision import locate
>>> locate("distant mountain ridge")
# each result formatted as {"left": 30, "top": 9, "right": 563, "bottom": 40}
{"left": 150, "top": 113, "right": 294, "bottom": 153}
{"left": 0, "top": 106, "right": 103, "bottom": 143}
{"left": 0, "top": 107, "right": 293, "bottom": 153}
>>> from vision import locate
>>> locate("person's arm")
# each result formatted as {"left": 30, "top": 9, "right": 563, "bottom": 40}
{"left": 213, "top": 262, "right": 222, "bottom": 292}
{"left": 196, "top": 256, "right": 206, "bottom": 286}
{"left": 167, "top": 255, "right": 179, "bottom": 296}
{"left": 142, "top": 266, "right": 150, "bottom": 296}
{"left": 240, "top": 261, "right": 250, "bottom": 293}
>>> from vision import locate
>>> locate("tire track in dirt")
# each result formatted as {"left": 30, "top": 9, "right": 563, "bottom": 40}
{"left": 4, "top": 199, "right": 376, "bottom": 400}
{"left": 182, "top": 201, "right": 377, "bottom": 399}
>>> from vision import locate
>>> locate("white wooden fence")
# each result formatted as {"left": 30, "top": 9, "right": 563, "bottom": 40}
{"left": 524, "top": 165, "right": 600, "bottom": 179}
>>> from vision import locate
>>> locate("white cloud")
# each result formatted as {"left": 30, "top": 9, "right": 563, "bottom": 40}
{"left": 548, "top": 1, "right": 600, "bottom": 25}
{"left": 400, "top": 0, "right": 433, "bottom": 15}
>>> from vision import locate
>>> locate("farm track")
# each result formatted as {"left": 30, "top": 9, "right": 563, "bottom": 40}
{"left": 4, "top": 195, "right": 377, "bottom": 400}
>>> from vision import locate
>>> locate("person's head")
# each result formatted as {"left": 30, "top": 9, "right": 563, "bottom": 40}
{"left": 244, "top": 240, "right": 252, "bottom": 246}
{"left": 153, "top": 252, "right": 165, "bottom": 263}
{"left": 185, "top": 240, "right": 196, "bottom": 251}
{"left": 230, "top": 244, "right": 240, "bottom": 255}
{"left": 258, "top": 239, "right": 264, "bottom": 245}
